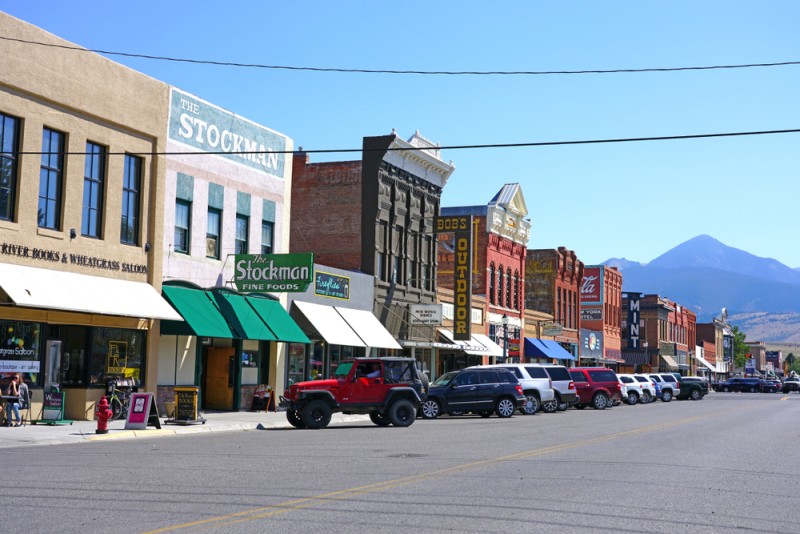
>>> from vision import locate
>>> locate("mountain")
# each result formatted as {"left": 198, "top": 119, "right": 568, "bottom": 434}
{"left": 604, "top": 235, "right": 800, "bottom": 343}
{"left": 647, "top": 234, "right": 800, "bottom": 285}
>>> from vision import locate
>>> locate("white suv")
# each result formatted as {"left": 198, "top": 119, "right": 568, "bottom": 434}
{"left": 631, "top": 374, "right": 656, "bottom": 403}
{"left": 473, "top": 364, "right": 556, "bottom": 415}
{"left": 528, "top": 363, "right": 579, "bottom": 411}
{"left": 618, "top": 374, "right": 645, "bottom": 405}
{"left": 647, "top": 373, "right": 681, "bottom": 402}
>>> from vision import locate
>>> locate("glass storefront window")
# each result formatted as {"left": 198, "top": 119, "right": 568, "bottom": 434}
{"left": 287, "top": 343, "right": 306, "bottom": 386}
{"left": 56, "top": 325, "right": 87, "bottom": 387}
{"left": 311, "top": 341, "right": 324, "bottom": 379}
{"left": 88, "top": 327, "right": 145, "bottom": 387}
{"left": 0, "top": 320, "right": 43, "bottom": 386}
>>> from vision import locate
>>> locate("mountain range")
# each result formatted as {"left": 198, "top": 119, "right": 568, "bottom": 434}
{"left": 603, "top": 235, "right": 800, "bottom": 344}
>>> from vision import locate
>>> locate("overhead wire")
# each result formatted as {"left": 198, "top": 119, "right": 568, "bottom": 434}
{"left": 2, "top": 35, "right": 799, "bottom": 76}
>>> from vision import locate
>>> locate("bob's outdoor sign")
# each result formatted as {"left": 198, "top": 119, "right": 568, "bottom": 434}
{"left": 233, "top": 253, "right": 314, "bottom": 292}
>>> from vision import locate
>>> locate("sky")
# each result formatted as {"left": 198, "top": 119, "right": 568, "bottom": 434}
{"left": 2, "top": 1, "right": 799, "bottom": 267}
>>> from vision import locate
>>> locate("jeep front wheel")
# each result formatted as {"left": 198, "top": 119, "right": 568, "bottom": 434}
{"left": 286, "top": 409, "right": 306, "bottom": 429}
{"left": 388, "top": 400, "right": 417, "bottom": 427}
{"left": 421, "top": 399, "right": 441, "bottom": 419}
{"left": 369, "top": 411, "right": 391, "bottom": 426}
{"left": 302, "top": 400, "right": 332, "bottom": 429}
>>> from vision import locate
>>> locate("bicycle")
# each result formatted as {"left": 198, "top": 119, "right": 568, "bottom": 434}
{"left": 107, "top": 381, "right": 132, "bottom": 420}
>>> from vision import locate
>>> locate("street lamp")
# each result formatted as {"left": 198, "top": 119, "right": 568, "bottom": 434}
{"left": 501, "top": 314, "right": 509, "bottom": 364}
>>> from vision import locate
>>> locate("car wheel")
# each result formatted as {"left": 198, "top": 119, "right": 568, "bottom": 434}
{"left": 722, "top": 387, "right": 730, "bottom": 393}
{"left": 641, "top": 391, "right": 653, "bottom": 404}
{"left": 592, "top": 392, "right": 608, "bottom": 410}
{"left": 286, "top": 409, "right": 306, "bottom": 429}
{"left": 690, "top": 389, "right": 702, "bottom": 401}
{"left": 478, "top": 410, "right": 493, "bottom": 418}
{"left": 421, "top": 399, "right": 441, "bottom": 419}
{"left": 388, "top": 399, "right": 417, "bottom": 427}
{"left": 369, "top": 411, "right": 391, "bottom": 427}
{"left": 575, "top": 404, "right": 586, "bottom": 410}
{"left": 557, "top": 400, "right": 569, "bottom": 411}
{"left": 749, "top": 387, "right": 756, "bottom": 393}
{"left": 301, "top": 400, "right": 332, "bottom": 429}
{"left": 496, "top": 397, "right": 516, "bottom": 418}
{"left": 627, "top": 392, "right": 639, "bottom": 406}
{"left": 661, "top": 390, "right": 673, "bottom": 402}
{"left": 542, "top": 399, "right": 558, "bottom": 413}
{"left": 521, "top": 394, "right": 540, "bottom": 415}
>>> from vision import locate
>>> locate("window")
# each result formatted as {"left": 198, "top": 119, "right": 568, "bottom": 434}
{"left": 260, "top": 220, "right": 273, "bottom": 254}
{"left": 120, "top": 154, "right": 141, "bottom": 245}
{"left": 39, "top": 128, "right": 65, "bottom": 230}
{"left": 206, "top": 207, "right": 221, "bottom": 259}
{"left": 0, "top": 112, "right": 21, "bottom": 221}
{"left": 497, "top": 265, "right": 504, "bottom": 307}
{"left": 506, "top": 268, "right": 512, "bottom": 308}
{"left": 174, "top": 199, "right": 191, "bottom": 254}
{"left": 235, "top": 214, "right": 249, "bottom": 254}
{"left": 82, "top": 142, "right": 106, "bottom": 238}
{"left": 489, "top": 264, "right": 496, "bottom": 304}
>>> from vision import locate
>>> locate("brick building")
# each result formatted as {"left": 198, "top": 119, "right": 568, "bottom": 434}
{"left": 525, "top": 247, "right": 583, "bottom": 357}
{"left": 579, "top": 265, "right": 623, "bottom": 365}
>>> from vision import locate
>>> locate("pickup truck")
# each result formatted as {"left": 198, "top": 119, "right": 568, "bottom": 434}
{"left": 675, "top": 376, "right": 708, "bottom": 400}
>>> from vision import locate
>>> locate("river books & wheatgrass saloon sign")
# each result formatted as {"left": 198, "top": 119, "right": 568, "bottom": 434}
{"left": 233, "top": 253, "right": 314, "bottom": 292}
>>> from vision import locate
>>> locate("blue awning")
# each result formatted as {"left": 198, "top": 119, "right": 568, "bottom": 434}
{"left": 524, "top": 338, "right": 576, "bottom": 361}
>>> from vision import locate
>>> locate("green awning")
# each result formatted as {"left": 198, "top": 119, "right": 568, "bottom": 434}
{"left": 211, "top": 290, "right": 276, "bottom": 340}
{"left": 247, "top": 296, "right": 310, "bottom": 344}
{"left": 160, "top": 285, "right": 233, "bottom": 338}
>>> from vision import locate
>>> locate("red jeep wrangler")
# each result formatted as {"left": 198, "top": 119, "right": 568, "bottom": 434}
{"left": 279, "top": 357, "right": 428, "bottom": 429}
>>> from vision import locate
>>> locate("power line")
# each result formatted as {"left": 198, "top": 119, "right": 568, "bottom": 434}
{"left": 3, "top": 35, "right": 799, "bottom": 76}
{"left": 7, "top": 129, "right": 800, "bottom": 157}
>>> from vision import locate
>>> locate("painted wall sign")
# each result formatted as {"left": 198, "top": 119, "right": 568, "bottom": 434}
{"left": 169, "top": 88, "right": 286, "bottom": 175}
{"left": 580, "top": 266, "right": 603, "bottom": 305}
{"left": 0, "top": 241, "right": 147, "bottom": 274}
{"left": 542, "top": 323, "right": 563, "bottom": 337}
{"left": 233, "top": 253, "right": 314, "bottom": 292}
{"left": 626, "top": 292, "right": 642, "bottom": 349}
{"left": 314, "top": 271, "right": 350, "bottom": 300}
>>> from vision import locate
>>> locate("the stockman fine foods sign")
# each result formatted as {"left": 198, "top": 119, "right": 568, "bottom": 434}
{"left": 233, "top": 253, "right": 314, "bottom": 292}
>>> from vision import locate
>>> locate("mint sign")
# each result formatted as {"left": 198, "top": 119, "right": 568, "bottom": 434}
{"left": 233, "top": 253, "right": 314, "bottom": 292}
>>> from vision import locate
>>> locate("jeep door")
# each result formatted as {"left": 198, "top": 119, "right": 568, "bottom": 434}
{"left": 446, "top": 371, "right": 480, "bottom": 411}
{"left": 345, "top": 362, "right": 386, "bottom": 405}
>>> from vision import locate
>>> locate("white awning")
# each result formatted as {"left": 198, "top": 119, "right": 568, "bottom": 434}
{"left": 291, "top": 301, "right": 365, "bottom": 347}
{"left": 335, "top": 307, "right": 402, "bottom": 350}
{"left": 661, "top": 354, "right": 679, "bottom": 370}
{"left": 471, "top": 333, "right": 504, "bottom": 357}
{"left": 695, "top": 353, "right": 717, "bottom": 373}
{"left": 0, "top": 262, "right": 182, "bottom": 321}
{"left": 438, "top": 328, "right": 492, "bottom": 356}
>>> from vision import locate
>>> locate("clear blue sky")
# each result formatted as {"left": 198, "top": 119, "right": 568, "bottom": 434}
{"left": 3, "top": 2, "right": 799, "bottom": 267}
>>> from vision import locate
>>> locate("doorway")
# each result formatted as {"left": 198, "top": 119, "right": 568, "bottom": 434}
{"left": 203, "top": 347, "right": 235, "bottom": 410}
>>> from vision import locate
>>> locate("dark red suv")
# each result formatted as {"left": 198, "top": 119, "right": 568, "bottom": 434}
{"left": 568, "top": 367, "right": 622, "bottom": 410}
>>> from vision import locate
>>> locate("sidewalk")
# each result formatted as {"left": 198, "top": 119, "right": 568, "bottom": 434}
{"left": 0, "top": 410, "right": 370, "bottom": 449}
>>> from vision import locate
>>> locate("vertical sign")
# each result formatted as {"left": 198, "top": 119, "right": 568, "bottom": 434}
{"left": 626, "top": 292, "right": 642, "bottom": 349}
{"left": 434, "top": 215, "right": 472, "bottom": 341}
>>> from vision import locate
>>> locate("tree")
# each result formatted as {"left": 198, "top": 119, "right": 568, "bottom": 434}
{"left": 731, "top": 325, "right": 749, "bottom": 369}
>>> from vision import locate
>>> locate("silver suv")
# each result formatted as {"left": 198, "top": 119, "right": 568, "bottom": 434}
{"left": 528, "top": 363, "right": 578, "bottom": 411}
{"left": 647, "top": 373, "right": 681, "bottom": 402}
{"left": 472, "top": 364, "right": 556, "bottom": 415}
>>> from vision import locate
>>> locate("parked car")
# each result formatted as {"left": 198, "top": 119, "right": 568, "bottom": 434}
{"left": 759, "top": 379, "right": 781, "bottom": 393}
{"left": 617, "top": 374, "right": 645, "bottom": 405}
{"left": 421, "top": 368, "right": 525, "bottom": 419}
{"left": 782, "top": 376, "right": 800, "bottom": 393}
{"left": 675, "top": 376, "right": 709, "bottom": 400}
{"left": 631, "top": 374, "right": 656, "bottom": 403}
{"left": 474, "top": 364, "right": 556, "bottom": 415}
{"left": 647, "top": 373, "right": 680, "bottom": 402}
{"left": 533, "top": 363, "right": 579, "bottom": 411}
{"left": 712, "top": 377, "right": 761, "bottom": 393}
{"left": 568, "top": 367, "right": 622, "bottom": 410}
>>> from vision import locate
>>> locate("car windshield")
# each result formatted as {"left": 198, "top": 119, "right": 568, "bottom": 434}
{"left": 333, "top": 362, "right": 354, "bottom": 378}
{"left": 432, "top": 371, "right": 458, "bottom": 386}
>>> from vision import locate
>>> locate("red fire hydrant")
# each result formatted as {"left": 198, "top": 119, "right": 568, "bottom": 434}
{"left": 96, "top": 396, "right": 113, "bottom": 434}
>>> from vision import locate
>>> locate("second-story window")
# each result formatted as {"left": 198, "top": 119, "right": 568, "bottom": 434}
{"left": 206, "top": 207, "right": 221, "bottom": 259}
{"left": 0, "top": 112, "right": 21, "bottom": 222}
{"left": 174, "top": 199, "right": 191, "bottom": 254}
{"left": 82, "top": 142, "right": 106, "bottom": 238}
{"left": 489, "top": 263, "right": 496, "bottom": 304}
{"left": 120, "top": 154, "right": 141, "bottom": 245}
{"left": 506, "top": 268, "right": 512, "bottom": 308}
{"left": 39, "top": 128, "right": 64, "bottom": 230}
{"left": 235, "top": 214, "right": 249, "bottom": 254}
{"left": 261, "top": 220, "right": 273, "bottom": 254}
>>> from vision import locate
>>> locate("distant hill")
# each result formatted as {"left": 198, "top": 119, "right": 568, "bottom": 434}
{"left": 604, "top": 235, "right": 800, "bottom": 343}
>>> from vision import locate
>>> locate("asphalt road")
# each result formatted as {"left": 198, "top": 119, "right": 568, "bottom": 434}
{"left": 5, "top": 392, "right": 800, "bottom": 533}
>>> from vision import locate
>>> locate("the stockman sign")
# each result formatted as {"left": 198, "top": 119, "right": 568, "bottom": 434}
{"left": 233, "top": 253, "right": 314, "bottom": 292}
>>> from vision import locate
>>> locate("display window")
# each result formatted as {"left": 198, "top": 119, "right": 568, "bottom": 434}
{"left": 0, "top": 320, "right": 43, "bottom": 385}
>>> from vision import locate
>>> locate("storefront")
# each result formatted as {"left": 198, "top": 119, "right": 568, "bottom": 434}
{"left": 524, "top": 338, "right": 577, "bottom": 365}
{"left": 0, "top": 263, "right": 182, "bottom": 420}
{"left": 159, "top": 282, "right": 309, "bottom": 412}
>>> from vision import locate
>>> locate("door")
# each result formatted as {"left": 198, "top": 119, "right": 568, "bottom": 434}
{"left": 446, "top": 371, "right": 479, "bottom": 411}
{"left": 205, "top": 348, "right": 235, "bottom": 410}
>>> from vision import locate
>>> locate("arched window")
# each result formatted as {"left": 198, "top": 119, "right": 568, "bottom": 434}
{"left": 506, "top": 268, "right": 512, "bottom": 308}
{"left": 514, "top": 270, "right": 520, "bottom": 310}
{"left": 489, "top": 263, "right": 496, "bottom": 304}
{"left": 497, "top": 265, "right": 504, "bottom": 307}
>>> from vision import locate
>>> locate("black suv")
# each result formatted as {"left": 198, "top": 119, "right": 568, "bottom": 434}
{"left": 712, "top": 377, "right": 761, "bottom": 393}
{"left": 421, "top": 368, "right": 525, "bottom": 419}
